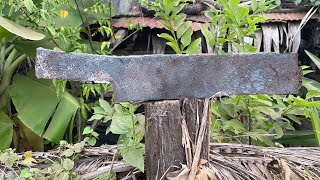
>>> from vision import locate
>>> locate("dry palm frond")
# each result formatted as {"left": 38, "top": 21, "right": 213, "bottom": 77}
{"left": 2, "top": 143, "right": 320, "bottom": 179}
{"left": 209, "top": 143, "right": 320, "bottom": 179}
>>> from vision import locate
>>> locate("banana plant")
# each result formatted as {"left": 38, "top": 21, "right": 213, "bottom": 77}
{"left": 0, "top": 16, "right": 80, "bottom": 150}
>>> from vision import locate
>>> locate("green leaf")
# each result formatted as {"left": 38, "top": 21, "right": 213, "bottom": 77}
{"left": 177, "top": 21, "right": 192, "bottom": 39}
{"left": 236, "top": 7, "right": 249, "bottom": 21}
{"left": 14, "top": 39, "right": 55, "bottom": 59}
{"left": 9, "top": 75, "right": 79, "bottom": 143}
{"left": 166, "top": 42, "right": 182, "bottom": 54}
{"left": 158, "top": 33, "right": 175, "bottom": 43}
{"left": 61, "top": 149, "right": 74, "bottom": 157}
{"left": 73, "top": 141, "right": 85, "bottom": 153}
{"left": 20, "top": 168, "right": 32, "bottom": 178}
{"left": 0, "top": 26, "right": 16, "bottom": 43}
{"left": 310, "top": 107, "right": 320, "bottom": 146}
{"left": 200, "top": 24, "right": 215, "bottom": 48}
{"left": 0, "top": 16, "right": 45, "bottom": 40}
{"left": 223, "top": 119, "right": 246, "bottom": 134}
{"left": 88, "top": 114, "right": 104, "bottom": 121}
{"left": 23, "top": 0, "right": 34, "bottom": 12}
{"left": 174, "top": 13, "right": 186, "bottom": 28}
{"left": 83, "top": 126, "right": 93, "bottom": 134}
{"left": 252, "top": 0, "right": 258, "bottom": 11}
{"left": 0, "top": 110, "right": 13, "bottom": 150}
{"left": 180, "top": 27, "right": 193, "bottom": 49}
{"left": 63, "top": 158, "right": 74, "bottom": 171}
{"left": 99, "top": 99, "right": 112, "bottom": 115}
{"left": 110, "top": 114, "right": 132, "bottom": 134}
{"left": 185, "top": 38, "right": 201, "bottom": 54}
{"left": 87, "top": 137, "right": 96, "bottom": 146}
{"left": 274, "top": 124, "right": 284, "bottom": 139}
{"left": 119, "top": 144, "right": 145, "bottom": 172}
{"left": 303, "top": 77, "right": 320, "bottom": 91}
{"left": 305, "top": 50, "right": 320, "bottom": 70}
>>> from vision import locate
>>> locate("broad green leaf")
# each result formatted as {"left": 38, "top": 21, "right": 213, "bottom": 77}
{"left": 83, "top": 126, "right": 93, "bottom": 134}
{"left": 14, "top": 39, "right": 55, "bottom": 58}
{"left": 223, "top": 119, "right": 246, "bottom": 134}
{"left": 0, "top": 16, "right": 45, "bottom": 40}
{"left": 9, "top": 75, "right": 79, "bottom": 143}
{"left": 20, "top": 168, "right": 32, "bottom": 178}
{"left": 159, "top": 20, "right": 173, "bottom": 31}
{"left": 177, "top": 21, "right": 192, "bottom": 39}
{"left": 163, "top": 0, "right": 173, "bottom": 15}
{"left": 99, "top": 99, "right": 112, "bottom": 115}
{"left": 174, "top": 13, "right": 186, "bottom": 28}
{"left": 63, "top": 158, "right": 74, "bottom": 171}
{"left": 119, "top": 144, "right": 145, "bottom": 172}
{"left": 276, "top": 130, "right": 316, "bottom": 146}
{"left": 0, "top": 110, "right": 13, "bottom": 150}
{"left": 200, "top": 24, "right": 215, "bottom": 48}
{"left": 171, "top": 4, "right": 185, "bottom": 16}
{"left": 23, "top": 0, "right": 34, "bottom": 12}
{"left": 87, "top": 137, "right": 96, "bottom": 146}
{"left": 88, "top": 114, "right": 104, "bottom": 121}
{"left": 110, "top": 113, "right": 132, "bottom": 134}
{"left": 166, "top": 42, "right": 182, "bottom": 54}
{"left": 310, "top": 107, "right": 320, "bottom": 146}
{"left": 274, "top": 124, "right": 284, "bottom": 139}
{"left": 303, "top": 77, "right": 320, "bottom": 91}
{"left": 252, "top": 0, "right": 258, "bottom": 11}
{"left": 305, "top": 50, "right": 320, "bottom": 70}
{"left": 61, "top": 149, "right": 74, "bottom": 157}
{"left": 0, "top": 26, "right": 16, "bottom": 43}
{"left": 180, "top": 27, "right": 193, "bottom": 49}
{"left": 185, "top": 38, "right": 201, "bottom": 54}
{"left": 236, "top": 7, "right": 249, "bottom": 22}
{"left": 158, "top": 33, "right": 175, "bottom": 43}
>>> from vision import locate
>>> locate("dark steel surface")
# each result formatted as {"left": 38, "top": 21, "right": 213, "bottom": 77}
{"left": 36, "top": 48, "right": 301, "bottom": 102}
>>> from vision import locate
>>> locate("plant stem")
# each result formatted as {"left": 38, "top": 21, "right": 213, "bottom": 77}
{"left": 0, "top": 54, "right": 27, "bottom": 95}
{"left": 4, "top": 48, "right": 17, "bottom": 71}
{"left": 74, "top": 0, "right": 95, "bottom": 53}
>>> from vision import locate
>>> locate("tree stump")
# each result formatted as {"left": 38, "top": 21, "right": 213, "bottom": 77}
{"left": 145, "top": 98, "right": 210, "bottom": 179}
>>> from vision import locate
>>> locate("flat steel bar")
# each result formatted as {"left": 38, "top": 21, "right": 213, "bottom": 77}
{"left": 35, "top": 48, "right": 301, "bottom": 102}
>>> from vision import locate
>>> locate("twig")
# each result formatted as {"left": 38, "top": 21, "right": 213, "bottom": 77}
{"left": 20, "top": 7, "right": 61, "bottom": 49}
{"left": 188, "top": 98, "right": 210, "bottom": 180}
{"left": 74, "top": 0, "right": 95, "bottom": 52}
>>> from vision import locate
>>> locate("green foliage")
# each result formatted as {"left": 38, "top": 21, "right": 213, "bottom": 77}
{"left": 0, "top": 148, "right": 20, "bottom": 168}
{"left": 201, "top": 0, "right": 276, "bottom": 53}
{"left": 82, "top": 126, "right": 99, "bottom": 146}
{"left": 97, "top": 172, "right": 116, "bottom": 180}
{"left": 9, "top": 74, "right": 80, "bottom": 143}
{"left": 143, "top": 0, "right": 201, "bottom": 54}
{"left": 48, "top": 159, "right": 79, "bottom": 180}
{"left": 0, "top": 16, "right": 45, "bottom": 41}
{"left": 0, "top": 110, "right": 13, "bottom": 150}
{"left": 89, "top": 100, "right": 145, "bottom": 171}
{"left": 211, "top": 95, "right": 306, "bottom": 146}
{"left": 303, "top": 50, "right": 320, "bottom": 146}
{"left": 60, "top": 141, "right": 85, "bottom": 158}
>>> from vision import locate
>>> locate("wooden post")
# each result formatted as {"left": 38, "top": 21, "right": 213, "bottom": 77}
{"left": 145, "top": 98, "right": 210, "bottom": 179}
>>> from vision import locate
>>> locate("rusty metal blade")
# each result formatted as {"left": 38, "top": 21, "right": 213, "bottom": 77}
{"left": 35, "top": 48, "right": 301, "bottom": 102}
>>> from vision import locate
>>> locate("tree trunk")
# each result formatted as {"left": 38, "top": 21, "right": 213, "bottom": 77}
{"left": 145, "top": 98, "right": 210, "bottom": 180}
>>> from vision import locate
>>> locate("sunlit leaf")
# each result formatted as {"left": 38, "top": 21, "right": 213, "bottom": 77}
{"left": 9, "top": 75, "right": 79, "bottom": 143}
{"left": 0, "top": 16, "right": 45, "bottom": 40}
{"left": 119, "top": 144, "right": 145, "bottom": 172}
